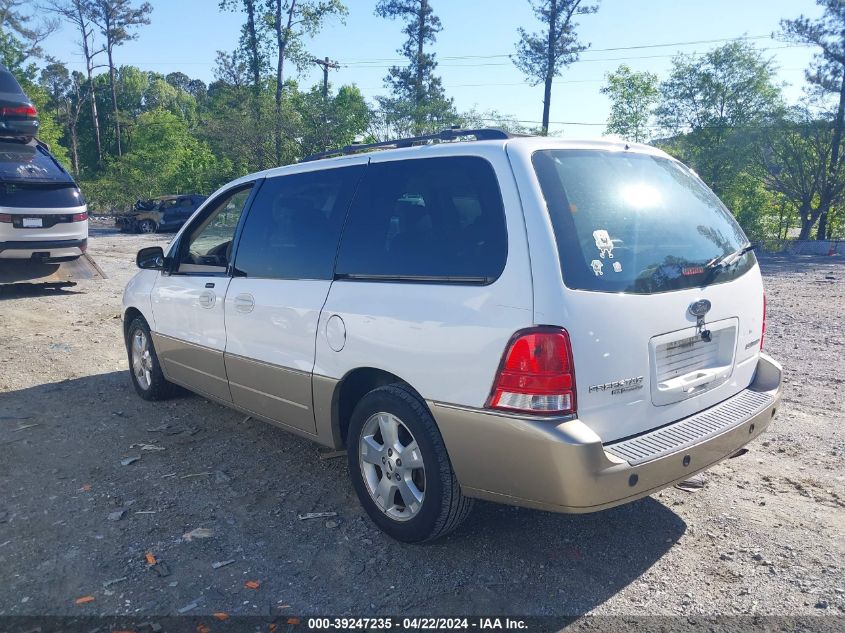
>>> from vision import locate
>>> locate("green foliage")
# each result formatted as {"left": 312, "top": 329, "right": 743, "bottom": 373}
{"left": 0, "top": 32, "right": 71, "bottom": 168}
{"left": 264, "top": 0, "right": 347, "bottom": 72}
{"left": 27, "top": 82, "right": 72, "bottom": 168}
{"left": 87, "top": 0, "right": 152, "bottom": 50}
{"left": 85, "top": 108, "right": 229, "bottom": 211}
{"left": 751, "top": 106, "right": 845, "bottom": 240}
{"left": 0, "top": 0, "right": 57, "bottom": 60}
{"left": 719, "top": 171, "right": 779, "bottom": 242}
{"left": 6, "top": 0, "right": 836, "bottom": 247}
{"left": 374, "top": 0, "right": 458, "bottom": 136}
{"left": 656, "top": 42, "right": 783, "bottom": 197}
{"left": 459, "top": 107, "right": 530, "bottom": 134}
{"left": 600, "top": 64, "right": 658, "bottom": 143}
{"left": 290, "top": 83, "right": 370, "bottom": 156}
{"left": 0, "top": 28, "right": 37, "bottom": 81}
{"left": 781, "top": 0, "right": 845, "bottom": 94}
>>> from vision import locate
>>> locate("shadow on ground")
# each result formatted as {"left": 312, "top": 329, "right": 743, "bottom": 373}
{"left": 0, "top": 372, "right": 686, "bottom": 617}
{"left": 0, "top": 283, "right": 82, "bottom": 299}
{"left": 756, "top": 252, "right": 843, "bottom": 276}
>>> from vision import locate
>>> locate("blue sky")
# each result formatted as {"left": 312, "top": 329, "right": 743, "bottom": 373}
{"left": 40, "top": 0, "right": 825, "bottom": 138}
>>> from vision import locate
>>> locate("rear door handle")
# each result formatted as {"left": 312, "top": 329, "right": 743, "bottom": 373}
{"left": 657, "top": 366, "right": 726, "bottom": 394}
{"left": 234, "top": 293, "right": 255, "bottom": 314}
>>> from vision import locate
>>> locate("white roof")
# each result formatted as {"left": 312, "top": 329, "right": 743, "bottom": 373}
{"left": 226, "top": 134, "right": 673, "bottom": 188}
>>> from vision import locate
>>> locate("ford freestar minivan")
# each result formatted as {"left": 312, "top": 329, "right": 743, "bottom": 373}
{"left": 122, "top": 129, "right": 783, "bottom": 542}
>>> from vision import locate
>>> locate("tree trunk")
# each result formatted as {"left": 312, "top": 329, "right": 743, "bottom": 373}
{"left": 245, "top": 0, "right": 263, "bottom": 168}
{"left": 797, "top": 201, "right": 815, "bottom": 241}
{"left": 817, "top": 67, "right": 845, "bottom": 240}
{"left": 542, "top": 76, "right": 553, "bottom": 136}
{"left": 67, "top": 79, "right": 85, "bottom": 177}
{"left": 107, "top": 44, "right": 122, "bottom": 156}
{"left": 86, "top": 62, "right": 102, "bottom": 167}
{"left": 817, "top": 212, "right": 828, "bottom": 240}
{"left": 541, "top": 0, "right": 558, "bottom": 135}
{"left": 75, "top": 1, "right": 102, "bottom": 166}
{"left": 245, "top": 0, "right": 261, "bottom": 91}
{"left": 66, "top": 103, "right": 80, "bottom": 177}
{"left": 274, "top": 0, "right": 295, "bottom": 166}
{"left": 798, "top": 219, "right": 813, "bottom": 241}
{"left": 413, "top": 0, "right": 426, "bottom": 135}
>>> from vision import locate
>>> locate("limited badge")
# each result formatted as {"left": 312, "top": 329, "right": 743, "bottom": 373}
{"left": 591, "top": 259, "right": 604, "bottom": 276}
{"left": 593, "top": 229, "right": 615, "bottom": 259}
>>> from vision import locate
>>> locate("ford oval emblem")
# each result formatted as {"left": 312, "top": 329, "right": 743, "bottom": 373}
{"left": 688, "top": 299, "right": 712, "bottom": 318}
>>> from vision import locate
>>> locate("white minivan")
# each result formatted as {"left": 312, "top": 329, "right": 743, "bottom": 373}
{"left": 122, "top": 129, "right": 782, "bottom": 542}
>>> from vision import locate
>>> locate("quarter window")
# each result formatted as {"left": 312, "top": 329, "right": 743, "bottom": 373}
{"left": 335, "top": 157, "right": 507, "bottom": 283}
{"left": 233, "top": 166, "right": 364, "bottom": 280}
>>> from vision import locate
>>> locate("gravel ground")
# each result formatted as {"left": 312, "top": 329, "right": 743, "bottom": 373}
{"left": 0, "top": 224, "right": 843, "bottom": 622}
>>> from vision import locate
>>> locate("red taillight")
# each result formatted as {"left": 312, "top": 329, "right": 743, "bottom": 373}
{"left": 0, "top": 213, "right": 11, "bottom": 223}
{"left": 1, "top": 105, "right": 37, "bottom": 117}
{"left": 487, "top": 327, "right": 577, "bottom": 415}
{"left": 71, "top": 212, "right": 88, "bottom": 222}
{"left": 761, "top": 292, "right": 766, "bottom": 350}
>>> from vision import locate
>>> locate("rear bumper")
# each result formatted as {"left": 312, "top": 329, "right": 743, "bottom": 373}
{"left": 431, "top": 353, "right": 782, "bottom": 513}
{"left": 0, "top": 119, "right": 38, "bottom": 139}
{"left": 0, "top": 238, "right": 87, "bottom": 260}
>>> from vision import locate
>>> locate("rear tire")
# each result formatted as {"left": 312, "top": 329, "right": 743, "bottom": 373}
{"left": 125, "top": 316, "right": 178, "bottom": 401}
{"left": 347, "top": 384, "right": 473, "bottom": 542}
{"left": 138, "top": 219, "right": 157, "bottom": 234}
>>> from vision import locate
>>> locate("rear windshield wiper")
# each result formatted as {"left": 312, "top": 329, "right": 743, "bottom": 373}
{"left": 702, "top": 242, "right": 755, "bottom": 281}
{"left": 705, "top": 242, "right": 755, "bottom": 270}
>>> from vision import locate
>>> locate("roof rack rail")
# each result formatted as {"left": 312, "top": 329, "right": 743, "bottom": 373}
{"left": 301, "top": 127, "right": 516, "bottom": 162}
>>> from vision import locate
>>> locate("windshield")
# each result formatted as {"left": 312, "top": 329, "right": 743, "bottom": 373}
{"left": 532, "top": 150, "right": 755, "bottom": 294}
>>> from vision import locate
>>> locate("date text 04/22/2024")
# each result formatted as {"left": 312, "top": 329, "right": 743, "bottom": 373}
{"left": 306, "top": 617, "right": 529, "bottom": 630}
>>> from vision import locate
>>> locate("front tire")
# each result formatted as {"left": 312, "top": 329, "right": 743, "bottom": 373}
{"left": 347, "top": 384, "right": 472, "bottom": 542}
{"left": 125, "top": 316, "right": 178, "bottom": 401}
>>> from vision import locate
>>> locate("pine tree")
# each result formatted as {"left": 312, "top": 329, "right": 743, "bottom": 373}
{"left": 375, "top": 0, "right": 457, "bottom": 136}
{"left": 512, "top": 0, "right": 599, "bottom": 135}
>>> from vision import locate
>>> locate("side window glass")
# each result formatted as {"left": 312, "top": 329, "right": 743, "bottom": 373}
{"left": 177, "top": 186, "right": 252, "bottom": 274}
{"left": 335, "top": 157, "right": 508, "bottom": 282}
{"left": 233, "top": 166, "right": 364, "bottom": 280}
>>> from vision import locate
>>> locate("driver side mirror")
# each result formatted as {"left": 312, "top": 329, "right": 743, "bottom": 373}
{"left": 136, "top": 246, "right": 166, "bottom": 270}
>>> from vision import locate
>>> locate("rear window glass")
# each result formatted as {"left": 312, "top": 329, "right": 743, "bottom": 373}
{"left": 0, "top": 182, "right": 84, "bottom": 208}
{"left": 532, "top": 150, "right": 754, "bottom": 294}
{"left": 0, "top": 142, "right": 74, "bottom": 185}
{"left": 234, "top": 165, "right": 364, "bottom": 280}
{"left": 0, "top": 71, "right": 23, "bottom": 94}
{"left": 335, "top": 156, "right": 507, "bottom": 283}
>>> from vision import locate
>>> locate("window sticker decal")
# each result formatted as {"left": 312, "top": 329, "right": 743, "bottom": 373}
{"left": 593, "top": 229, "right": 614, "bottom": 259}
{"left": 613, "top": 261, "right": 622, "bottom": 273}
{"left": 591, "top": 259, "right": 604, "bottom": 276}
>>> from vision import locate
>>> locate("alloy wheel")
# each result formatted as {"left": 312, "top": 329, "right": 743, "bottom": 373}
{"left": 131, "top": 329, "right": 153, "bottom": 390}
{"left": 359, "top": 412, "right": 426, "bottom": 521}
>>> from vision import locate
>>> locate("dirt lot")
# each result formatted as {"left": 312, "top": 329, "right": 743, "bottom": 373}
{"left": 0, "top": 224, "right": 843, "bottom": 622}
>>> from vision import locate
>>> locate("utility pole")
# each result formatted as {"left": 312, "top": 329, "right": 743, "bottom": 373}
{"left": 312, "top": 56, "right": 340, "bottom": 99}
